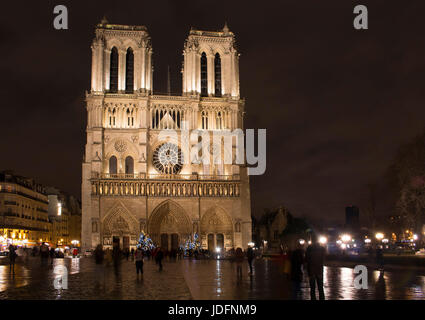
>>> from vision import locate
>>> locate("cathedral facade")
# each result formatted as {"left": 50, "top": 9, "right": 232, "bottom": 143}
{"left": 82, "top": 22, "right": 252, "bottom": 252}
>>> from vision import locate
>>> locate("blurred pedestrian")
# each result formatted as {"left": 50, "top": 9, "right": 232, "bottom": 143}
{"left": 135, "top": 246, "right": 144, "bottom": 276}
{"left": 49, "top": 247, "right": 55, "bottom": 265}
{"left": 247, "top": 245, "right": 254, "bottom": 274}
{"left": 72, "top": 247, "right": 78, "bottom": 258}
{"left": 376, "top": 246, "right": 384, "bottom": 271}
{"left": 156, "top": 247, "right": 164, "bottom": 271}
{"left": 305, "top": 236, "right": 326, "bottom": 300}
{"left": 40, "top": 242, "right": 49, "bottom": 265}
{"left": 94, "top": 244, "right": 104, "bottom": 264}
{"left": 8, "top": 245, "right": 17, "bottom": 274}
{"left": 290, "top": 243, "right": 305, "bottom": 300}
{"left": 112, "top": 243, "right": 122, "bottom": 273}
{"left": 235, "top": 248, "right": 244, "bottom": 279}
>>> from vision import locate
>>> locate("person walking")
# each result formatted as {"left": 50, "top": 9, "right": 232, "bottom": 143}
{"left": 94, "top": 244, "right": 104, "bottom": 264}
{"left": 40, "top": 242, "right": 49, "bottom": 265}
{"left": 305, "top": 236, "right": 326, "bottom": 300}
{"left": 8, "top": 245, "right": 17, "bottom": 274}
{"left": 290, "top": 243, "right": 305, "bottom": 300}
{"left": 49, "top": 247, "right": 55, "bottom": 265}
{"left": 246, "top": 245, "right": 255, "bottom": 274}
{"left": 135, "top": 246, "right": 144, "bottom": 277}
{"left": 376, "top": 246, "right": 384, "bottom": 271}
{"left": 156, "top": 247, "right": 164, "bottom": 271}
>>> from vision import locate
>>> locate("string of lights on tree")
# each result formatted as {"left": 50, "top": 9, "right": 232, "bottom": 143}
{"left": 137, "top": 231, "right": 156, "bottom": 251}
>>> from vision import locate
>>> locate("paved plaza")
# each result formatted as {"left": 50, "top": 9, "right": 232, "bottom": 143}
{"left": 0, "top": 256, "right": 424, "bottom": 300}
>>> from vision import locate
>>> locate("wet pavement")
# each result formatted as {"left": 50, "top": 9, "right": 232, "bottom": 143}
{"left": 0, "top": 256, "right": 424, "bottom": 300}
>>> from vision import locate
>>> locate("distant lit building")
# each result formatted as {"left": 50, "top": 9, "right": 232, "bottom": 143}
{"left": 47, "top": 187, "right": 82, "bottom": 247}
{"left": 0, "top": 171, "right": 52, "bottom": 250}
{"left": 253, "top": 206, "right": 288, "bottom": 250}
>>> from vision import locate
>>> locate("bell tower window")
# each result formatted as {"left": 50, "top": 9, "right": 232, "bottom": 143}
{"left": 125, "top": 48, "right": 134, "bottom": 93}
{"left": 109, "top": 47, "right": 118, "bottom": 93}
{"left": 200, "top": 52, "right": 208, "bottom": 97}
{"left": 214, "top": 53, "right": 222, "bottom": 97}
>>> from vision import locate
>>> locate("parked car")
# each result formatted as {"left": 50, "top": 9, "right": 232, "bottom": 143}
{"left": 0, "top": 251, "right": 9, "bottom": 257}
{"left": 415, "top": 248, "right": 425, "bottom": 256}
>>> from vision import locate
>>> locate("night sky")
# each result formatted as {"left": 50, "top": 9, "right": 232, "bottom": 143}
{"left": 1, "top": 1, "right": 425, "bottom": 226}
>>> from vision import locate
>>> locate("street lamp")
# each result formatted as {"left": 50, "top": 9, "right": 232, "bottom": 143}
{"left": 375, "top": 233, "right": 384, "bottom": 241}
{"left": 341, "top": 234, "right": 351, "bottom": 243}
{"left": 319, "top": 236, "right": 327, "bottom": 245}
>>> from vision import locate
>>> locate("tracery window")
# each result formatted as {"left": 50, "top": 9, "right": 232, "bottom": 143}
{"left": 202, "top": 111, "right": 208, "bottom": 130}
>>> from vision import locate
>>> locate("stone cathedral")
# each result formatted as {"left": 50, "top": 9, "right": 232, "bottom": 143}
{"left": 82, "top": 21, "right": 252, "bottom": 252}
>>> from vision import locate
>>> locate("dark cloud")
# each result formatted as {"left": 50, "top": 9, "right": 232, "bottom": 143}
{"left": 1, "top": 0, "right": 425, "bottom": 226}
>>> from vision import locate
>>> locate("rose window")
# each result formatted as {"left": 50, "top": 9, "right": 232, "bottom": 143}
{"left": 152, "top": 143, "right": 184, "bottom": 174}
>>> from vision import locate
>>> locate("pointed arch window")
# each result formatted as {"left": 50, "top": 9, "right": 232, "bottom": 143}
{"left": 214, "top": 53, "right": 222, "bottom": 97}
{"left": 109, "top": 47, "right": 118, "bottom": 93}
{"left": 127, "top": 108, "right": 134, "bottom": 127}
{"left": 216, "top": 111, "right": 223, "bottom": 129}
{"left": 200, "top": 52, "right": 208, "bottom": 97}
{"left": 202, "top": 111, "right": 208, "bottom": 130}
{"left": 125, "top": 156, "right": 134, "bottom": 175}
{"left": 109, "top": 156, "right": 117, "bottom": 174}
{"left": 125, "top": 48, "right": 134, "bottom": 93}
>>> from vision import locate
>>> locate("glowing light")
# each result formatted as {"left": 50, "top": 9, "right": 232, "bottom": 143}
{"left": 58, "top": 203, "right": 62, "bottom": 216}
{"left": 341, "top": 243, "right": 347, "bottom": 249}
{"left": 341, "top": 234, "right": 351, "bottom": 242}
{"left": 336, "top": 240, "right": 342, "bottom": 245}
{"left": 413, "top": 234, "right": 418, "bottom": 241}
{"left": 12, "top": 233, "right": 15, "bottom": 239}
{"left": 299, "top": 239, "right": 305, "bottom": 245}
{"left": 319, "top": 236, "right": 327, "bottom": 244}
{"left": 375, "top": 233, "right": 384, "bottom": 241}
{"left": 382, "top": 238, "right": 389, "bottom": 243}
{"left": 364, "top": 238, "right": 372, "bottom": 244}
{"left": 247, "top": 242, "right": 255, "bottom": 247}
{"left": 215, "top": 247, "right": 221, "bottom": 253}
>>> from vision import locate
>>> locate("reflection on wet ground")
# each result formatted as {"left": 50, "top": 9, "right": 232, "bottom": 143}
{"left": 0, "top": 256, "right": 424, "bottom": 299}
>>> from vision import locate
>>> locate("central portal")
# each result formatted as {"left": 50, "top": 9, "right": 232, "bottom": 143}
{"left": 148, "top": 200, "right": 192, "bottom": 249}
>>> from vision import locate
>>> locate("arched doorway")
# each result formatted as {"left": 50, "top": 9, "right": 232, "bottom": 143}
{"left": 201, "top": 207, "right": 233, "bottom": 251}
{"left": 102, "top": 203, "right": 139, "bottom": 250}
{"left": 148, "top": 200, "right": 191, "bottom": 251}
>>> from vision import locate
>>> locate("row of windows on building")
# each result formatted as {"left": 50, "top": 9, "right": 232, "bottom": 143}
{"left": 109, "top": 156, "right": 134, "bottom": 175}
{"left": 106, "top": 107, "right": 136, "bottom": 128}
{"left": 108, "top": 48, "right": 222, "bottom": 96}
{"left": 105, "top": 107, "right": 229, "bottom": 130}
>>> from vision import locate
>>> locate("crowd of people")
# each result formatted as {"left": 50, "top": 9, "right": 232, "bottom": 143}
{"left": 5, "top": 243, "right": 79, "bottom": 274}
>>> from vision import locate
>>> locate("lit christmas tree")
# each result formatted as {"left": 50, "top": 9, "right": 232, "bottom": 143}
{"left": 138, "top": 231, "right": 156, "bottom": 251}
{"left": 181, "top": 233, "right": 201, "bottom": 253}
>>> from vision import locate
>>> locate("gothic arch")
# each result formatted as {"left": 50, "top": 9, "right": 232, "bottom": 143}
{"left": 102, "top": 201, "right": 139, "bottom": 236}
{"left": 148, "top": 200, "right": 191, "bottom": 244}
{"left": 200, "top": 206, "right": 233, "bottom": 235}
